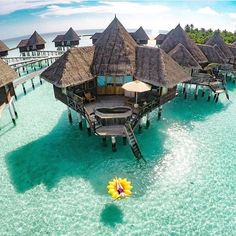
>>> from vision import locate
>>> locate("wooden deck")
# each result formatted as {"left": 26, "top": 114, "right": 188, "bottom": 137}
{"left": 96, "top": 125, "right": 126, "bottom": 136}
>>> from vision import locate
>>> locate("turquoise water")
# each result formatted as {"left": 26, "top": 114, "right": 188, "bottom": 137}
{"left": 0, "top": 80, "right": 236, "bottom": 235}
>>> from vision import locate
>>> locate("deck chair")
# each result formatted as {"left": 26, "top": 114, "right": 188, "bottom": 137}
{"left": 84, "top": 92, "right": 95, "bottom": 102}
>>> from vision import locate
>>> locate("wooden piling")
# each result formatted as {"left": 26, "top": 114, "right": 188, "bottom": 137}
{"left": 111, "top": 136, "right": 117, "bottom": 152}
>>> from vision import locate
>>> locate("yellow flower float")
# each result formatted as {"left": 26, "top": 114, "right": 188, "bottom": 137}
{"left": 107, "top": 177, "right": 133, "bottom": 200}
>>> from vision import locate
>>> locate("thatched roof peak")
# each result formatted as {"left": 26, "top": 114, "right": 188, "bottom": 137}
{"left": 64, "top": 27, "right": 80, "bottom": 41}
{"left": 160, "top": 24, "right": 208, "bottom": 64}
{"left": 41, "top": 47, "right": 95, "bottom": 88}
{"left": 92, "top": 16, "right": 137, "bottom": 75}
{"left": 206, "top": 32, "right": 234, "bottom": 59}
{"left": 0, "top": 58, "right": 17, "bottom": 87}
{"left": 0, "top": 40, "right": 9, "bottom": 52}
{"left": 28, "top": 31, "right": 46, "bottom": 46}
{"left": 131, "top": 26, "right": 149, "bottom": 41}
{"left": 169, "top": 43, "right": 201, "bottom": 69}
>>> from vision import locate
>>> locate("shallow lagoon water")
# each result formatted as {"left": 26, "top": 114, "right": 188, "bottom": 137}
{"left": 0, "top": 80, "right": 235, "bottom": 235}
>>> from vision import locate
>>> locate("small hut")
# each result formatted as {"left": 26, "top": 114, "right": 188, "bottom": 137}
{"left": 160, "top": 24, "right": 208, "bottom": 65}
{"left": 90, "top": 33, "right": 102, "bottom": 45}
{"left": 17, "top": 31, "right": 46, "bottom": 54}
{"left": 129, "top": 27, "right": 149, "bottom": 45}
{"left": 206, "top": 32, "right": 234, "bottom": 61}
{"left": 0, "top": 59, "right": 18, "bottom": 124}
{"left": 155, "top": 34, "right": 166, "bottom": 46}
{"left": 0, "top": 40, "right": 9, "bottom": 57}
{"left": 52, "top": 27, "right": 80, "bottom": 49}
{"left": 197, "top": 44, "right": 225, "bottom": 64}
{"left": 42, "top": 16, "right": 189, "bottom": 160}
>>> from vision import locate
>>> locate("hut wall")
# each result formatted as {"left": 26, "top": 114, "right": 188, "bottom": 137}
{"left": 159, "top": 86, "right": 177, "bottom": 105}
{"left": 0, "top": 86, "right": 7, "bottom": 106}
{"left": 137, "top": 39, "right": 148, "bottom": 45}
{"left": 70, "top": 40, "right": 80, "bottom": 46}
{"left": 36, "top": 44, "right": 45, "bottom": 50}
{"left": 53, "top": 86, "right": 68, "bottom": 105}
{"left": 55, "top": 42, "right": 63, "bottom": 47}
{"left": 19, "top": 46, "right": 28, "bottom": 53}
{"left": 0, "top": 51, "right": 8, "bottom": 57}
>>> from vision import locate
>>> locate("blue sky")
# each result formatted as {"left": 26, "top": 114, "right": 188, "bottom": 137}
{"left": 0, "top": 0, "right": 236, "bottom": 39}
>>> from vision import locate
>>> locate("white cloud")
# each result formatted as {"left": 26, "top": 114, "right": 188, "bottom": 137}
{"left": 39, "top": 1, "right": 171, "bottom": 17}
{"left": 228, "top": 13, "right": 236, "bottom": 19}
{"left": 197, "top": 7, "right": 219, "bottom": 16}
{"left": 0, "top": 0, "right": 82, "bottom": 15}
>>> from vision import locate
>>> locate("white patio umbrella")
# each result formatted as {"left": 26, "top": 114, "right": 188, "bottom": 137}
{"left": 122, "top": 80, "right": 151, "bottom": 105}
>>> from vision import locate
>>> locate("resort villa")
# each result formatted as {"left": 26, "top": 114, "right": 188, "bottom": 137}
{"left": 41, "top": 17, "right": 190, "bottom": 160}
{"left": 91, "top": 26, "right": 149, "bottom": 45}
{"left": 17, "top": 31, "right": 46, "bottom": 56}
{"left": 52, "top": 27, "right": 81, "bottom": 50}
{"left": 0, "top": 40, "right": 9, "bottom": 57}
{"left": 0, "top": 59, "right": 18, "bottom": 125}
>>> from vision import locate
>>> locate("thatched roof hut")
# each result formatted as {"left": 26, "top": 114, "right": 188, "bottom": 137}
{"left": 135, "top": 46, "right": 190, "bottom": 87}
{"left": 0, "top": 40, "right": 9, "bottom": 57}
{"left": 155, "top": 34, "right": 166, "bottom": 45}
{"left": 42, "top": 17, "right": 190, "bottom": 88}
{"left": 90, "top": 33, "right": 102, "bottom": 44}
{"left": 228, "top": 45, "right": 236, "bottom": 57}
{"left": 160, "top": 24, "right": 208, "bottom": 64}
{"left": 91, "top": 16, "right": 137, "bottom": 76}
{"left": 168, "top": 43, "right": 201, "bottom": 69}
{"left": 0, "top": 59, "right": 17, "bottom": 87}
{"left": 17, "top": 31, "right": 46, "bottom": 52}
{"left": 197, "top": 44, "right": 225, "bottom": 64}
{"left": 42, "top": 47, "right": 94, "bottom": 88}
{"left": 130, "top": 27, "right": 149, "bottom": 45}
{"left": 206, "top": 32, "right": 234, "bottom": 60}
{"left": 53, "top": 27, "right": 80, "bottom": 47}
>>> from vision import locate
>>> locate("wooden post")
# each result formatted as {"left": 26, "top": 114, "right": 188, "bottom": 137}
{"left": 22, "top": 83, "right": 26, "bottom": 95}
{"left": 102, "top": 137, "right": 107, "bottom": 146}
{"left": 202, "top": 86, "right": 205, "bottom": 97}
{"left": 184, "top": 84, "right": 187, "bottom": 99}
{"left": 207, "top": 90, "right": 211, "bottom": 102}
{"left": 78, "top": 112, "right": 82, "bottom": 130}
{"left": 31, "top": 79, "right": 35, "bottom": 90}
{"left": 8, "top": 104, "right": 16, "bottom": 125}
{"left": 138, "top": 122, "right": 142, "bottom": 134}
{"left": 11, "top": 101, "right": 18, "bottom": 119}
{"left": 122, "top": 136, "right": 127, "bottom": 145}
{"left": 158, "top": 106, "right": 162, "bottom": 120}
{"left": 194, "top": 85, "right": 199, "bottom": 100}
{"left": 182, "top": 83, "right": 186, "bottom": 94}
{"left": 67, "top": 106, "right": 72, "bottom": 123}
{"left": 86, "top": 120, "right": 91, "bottom": 136}
{"left": 146, "top": 113, "right": 150, "bottom": 128}
{"left": 215, "top": 93, "right": 219, "bottom": 103}
{"left": 111, "top": 136, "right": 117, "bottom": 152}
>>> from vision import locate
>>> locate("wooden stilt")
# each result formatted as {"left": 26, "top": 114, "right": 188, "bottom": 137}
{"left": 215, "top": 94, "right": 219, "bottom": 103}
{"left": 22, "top": 83, "right": 26, "bottom": 95}
{"left": 138, "top": 123, "right": 142, "bottom": 134}
{"left": 111, "top": 136, "right": 117, "bottom": 152}
{"left": 158, "top": 106, "right": 162, "bottom": 120}
{"left": 86, "top": 120, "right": 91, "bottom": 136}
{"left": 202, "top": 86, "right": 205, "bottom": 97}
{"left": 67, "top": 106, "right": 72, "bottom": 123}
{"left": 11, "top": 101, "right": 18, "bottom": 119}
{"left": 146, "top": 113, "right": 150, "bottom": 128}
{"left": 39, "top": 77, "right": 43, "bottom": 85}
{"left": 31, "top": 79, "right": 35, "bottom": 90}
{"left": 207, "top": 90, "right": 211, "bottom": 102}
{"left": 183, "top": 83, "right": 186, "bottom": 94}
{"left": 102, "top": 137, "right": 107, "bottom": 146}
{"left": 122, "top": 136, "right": 127, "bottom": 145}
{"left": 194, "top": 85, "right": 198, "bottom": 100}
{"left": 78, "top": 113, "right": 82, "bottom": 130}
{"left": 8, "top": 104, "right": 16, "bottom": 125}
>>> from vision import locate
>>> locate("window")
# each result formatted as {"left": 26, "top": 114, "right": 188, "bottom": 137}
{"left": 97, "top": 76, "right": 106, "bottom": 87}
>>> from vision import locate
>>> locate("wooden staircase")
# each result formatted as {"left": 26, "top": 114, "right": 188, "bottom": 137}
{"left": 125, "top": 123, "right": 146, "bottom": 162}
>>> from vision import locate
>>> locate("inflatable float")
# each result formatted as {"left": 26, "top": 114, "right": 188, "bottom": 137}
{"left": 107, "top": 177, "right": 132, "bottom": 200}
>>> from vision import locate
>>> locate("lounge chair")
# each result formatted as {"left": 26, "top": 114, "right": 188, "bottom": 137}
{"left": 84, "top": 92, "right": 95, "bottom": 102}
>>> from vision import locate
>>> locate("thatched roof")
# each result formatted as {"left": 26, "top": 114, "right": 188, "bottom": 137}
{"left": 0, "top": 40, "right": 9, "bottom": 52}
{"left": 155, "top": 34, "right": 166, "bottom": 41}
{"left": 197, "top": 44, "right": 225, "bottom": 64}
{"left": 130, "top": 27, "right": 149, "bottom": 41}
{"left": 228, "top": 45, "right": 236, "bottom": 57}
{"left": 41, "top": 47, "right": 95, "bottom": 88}
{"left": 0, "top": 58, "right": 17, "bottom": 87}
{"left": 53, "top": 28, "right": 80, "bottom": 43}
{"left": 52, "top": 35, "right": 64, "bottom": 42}
{"left": 206, "top": 32, "right": 234, "bottom": 59}
{"left": 168, "top": 43, "right": 201, "bottom": 69}
{"left": 42, "top": 17, "right": 189, "bottom": 89}
{"left": 135, "top": 46, "right": 190, "bottom": 88}
{"left": 91, "top": 16, "right": 137, "bottom": 76}
{"left": 213, "top": 45, "right": 228, "bottom": 60}
{"left": 160, "top": 24, "right": 208, "bottom": 64}
{"left": 17, "top": 31, "right": 46, "bottom": 48}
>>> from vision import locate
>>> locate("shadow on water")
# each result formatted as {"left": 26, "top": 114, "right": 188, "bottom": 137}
{"left": 5, "top": 90, "right": 230, "bottom": 196}
{"left": 100, "top": 204, "right": 123, "bottom": 227}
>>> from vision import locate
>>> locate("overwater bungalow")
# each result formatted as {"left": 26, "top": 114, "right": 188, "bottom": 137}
{"left": 161, "top": 25, "right": 227, "bottom": 101}
{"left": 0, "top": 40, "right": 9, "bottom": 57}
{"left": 17, "top": 31, "right": 46, "bottom": 56}
{"left": 155, "top": 34, "right": 166, "bottom": 47}
{"left": 129, "top": 27, "right": 149, "bottom": 45}
{"left": 41, "top": 17, "right": 189, "bottom": 160}
{"left": 0, "top": 59, "right": 18, "bottom": 125}
{"left": 52, "top": 27, "right": 80, "bottom": 50}
{"left": 90, "top": 26, "right": 149, "bottom": 45}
